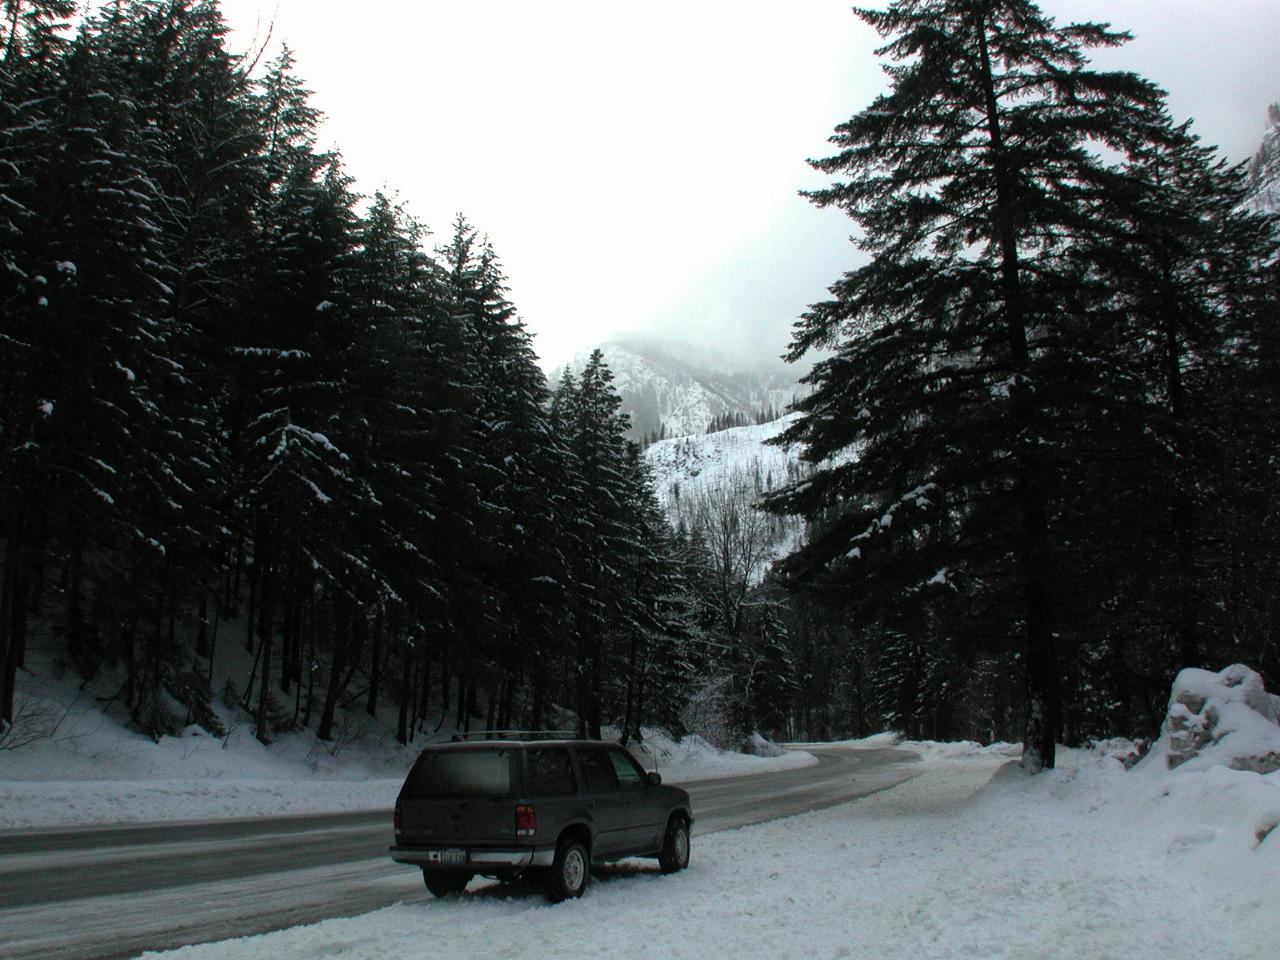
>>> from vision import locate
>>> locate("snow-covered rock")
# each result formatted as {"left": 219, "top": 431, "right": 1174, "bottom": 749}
{"left": 1148, "top": 663, "right": 1280, "bottom": 774}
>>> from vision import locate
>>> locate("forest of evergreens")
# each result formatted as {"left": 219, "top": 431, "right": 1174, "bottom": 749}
{"left": 1, "top": 1, "right": 1277, "bottom": 770}
{"left": 0, "top": 0, "right": 798, "bottom": 750}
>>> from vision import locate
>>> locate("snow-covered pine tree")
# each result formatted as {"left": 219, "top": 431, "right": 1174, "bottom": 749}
{"left": 557, "top": 350, "right": 635, "bottom": 738}
{"left": 314, "top": 191, "right": 468, "bottom": 742}
{"left": 234, "top": 60, "right": 367, "bottom": 743}
{"left": 0, "top": 0, "right": 77, "bottom": 727}
{"left": 616, "top": 447, "right": 699, "bottom": 742}
{"left": 441, "top": 218, "right": 579, "bottom": 730}
{"left": 766, "top": 0, "right": 1170, "bottom": 769}
{"left": 1061, "top": 111, "right": 1278, "bottom": 735}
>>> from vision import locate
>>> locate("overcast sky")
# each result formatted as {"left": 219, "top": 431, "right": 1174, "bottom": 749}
{"left": 216, "top": 0, "right": 1280, "bottom": 371}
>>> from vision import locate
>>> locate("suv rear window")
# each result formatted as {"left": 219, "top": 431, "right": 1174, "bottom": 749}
{"left": 403, "top": 749, "right": 513, "bottom": 798}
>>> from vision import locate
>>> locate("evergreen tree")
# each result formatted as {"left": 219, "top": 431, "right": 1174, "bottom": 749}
{"left": 558, "top": 350, "right": 633, "bottom": 737}
{"left": 766, "top": 0, "right": 1169, "bottom": 769}
{"left": 0, "top": 0, "right": 77, "bottom": 726}
{"left": 1061, "top": 112, "right": 1278, "bottom": 733}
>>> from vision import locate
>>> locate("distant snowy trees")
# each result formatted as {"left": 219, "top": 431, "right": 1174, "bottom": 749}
{"left": 766, "top": 0, "right": 1279, "bottom": 767}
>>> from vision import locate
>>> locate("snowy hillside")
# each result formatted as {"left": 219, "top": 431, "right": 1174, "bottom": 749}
{"left": 1248, "top": 103, "right": 1280, "bottom": 217}
{"left": 644, "top": 413, "right": 806, "bottom": 514}
{"left": 553, "top": 335, "right": 803, "bottom": 441}
{"left": 644, "top": 414, "right": 813, "bottom": 574}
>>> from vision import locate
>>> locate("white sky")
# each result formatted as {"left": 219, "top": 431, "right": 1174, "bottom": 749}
{"left": 214, "top": 0, "right": 1280, "bottom": 371}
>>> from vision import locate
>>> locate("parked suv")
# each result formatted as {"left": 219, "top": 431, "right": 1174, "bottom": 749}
{"left": 389, "top": 734, "right": 693, "bottom": 902}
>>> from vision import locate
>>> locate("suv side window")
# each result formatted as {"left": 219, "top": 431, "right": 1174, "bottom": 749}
{"left": 526, "top": 748, "right": 576, "bottom": 796}
{"left": 607, "top": 748, "right": 645, "bottom": 789}
{"left": 576, "top": 748, "right": 620, "bottom": 793}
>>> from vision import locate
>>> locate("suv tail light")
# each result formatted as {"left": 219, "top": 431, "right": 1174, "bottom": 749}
{"left": 394, "top": 803, "right": 402, "bottom": 837}
{"left": 515, "top": 804, "right": 536, "bottom": 838}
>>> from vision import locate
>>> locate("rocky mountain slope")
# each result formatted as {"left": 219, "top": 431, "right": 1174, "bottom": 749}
{"left": 553, "top": 335, "right": 804, "bottom": 441}
{"left": 1247, "top": 103, "right": 1280, "bottom": 217}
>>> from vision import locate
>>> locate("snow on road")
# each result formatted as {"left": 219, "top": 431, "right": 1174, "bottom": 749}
{"left": 135, "top": 741, "right": 1280, "bottom": 960}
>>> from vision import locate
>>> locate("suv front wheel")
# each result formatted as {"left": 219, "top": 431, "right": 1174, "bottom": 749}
{"left": 544, "top": 838, "right": 589, "bottom": 902}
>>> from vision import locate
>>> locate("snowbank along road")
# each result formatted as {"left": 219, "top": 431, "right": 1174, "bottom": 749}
{"left": 0, "top": 744, "right": 918, "bottom": 960}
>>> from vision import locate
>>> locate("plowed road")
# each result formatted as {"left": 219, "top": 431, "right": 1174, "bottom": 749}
{"left": 0, "top": 744, "right": 919, "bottom": 960}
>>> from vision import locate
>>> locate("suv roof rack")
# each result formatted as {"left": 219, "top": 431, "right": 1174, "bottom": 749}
{"left": 450, "top": 729, "right": 577, "bottom": 743}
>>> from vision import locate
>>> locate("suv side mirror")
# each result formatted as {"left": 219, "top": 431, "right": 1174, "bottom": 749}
{"left": 646, "top": 771, "right": 662, "bottom": 787}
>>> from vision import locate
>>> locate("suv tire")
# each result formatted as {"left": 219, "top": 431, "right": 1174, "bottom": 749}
{"left": 658, "top": 817, "right": 690, "bottom": 874}
{"left": 423, "top": 869, "right": 472, "bottom": 897}
{"left": 544, "top": 838, "right": 590, "bottom": 902}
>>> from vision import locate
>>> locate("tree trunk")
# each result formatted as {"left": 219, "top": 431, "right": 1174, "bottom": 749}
{"left": 416, "top": 651, "right": 432, "bottom": 734}
{"left": 366, "top": 611, "right": 382, "bottom": 718}
{"left": 974, "top": 8, "right": 1056, "bottom": 770}
{"left": 255, "top": 595, "right": 274, "bottom": 745}
{"left": 196, "top": 585, "right": 210, "bottom": 659}
{"left": 0, "top": 506, "right": 24, "bottom": 725}
{"left": 244, "top": 547, "right": 259, "bottom": 654}
{"left": 620, "top": 632, "right": 635, "bottom": 744}
{"left": 208, "top": 591, "right": 221, "bottom": 686}
{"left": 501, "top": 674, "right": 516, "bottom": 731}
{"left": 317, "top": 611, "right": 348, "bottom": 742}
{"left": 397, "top": 642, "right": 411, "bottom": 745}
{"left": 530, "top": 670, "right": 545, "bottom": 731}
{"left": 301, "top": 599, "right": 317, "bottom": 727}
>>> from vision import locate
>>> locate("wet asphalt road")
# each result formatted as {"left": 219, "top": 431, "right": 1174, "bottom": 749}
{"left": 0, "top": 744, "right": 919, "bottom": 960}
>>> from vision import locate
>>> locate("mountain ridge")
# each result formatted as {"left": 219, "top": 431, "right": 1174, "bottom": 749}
{"left": 551, "top": 335, "right": 805, "bottom": 441}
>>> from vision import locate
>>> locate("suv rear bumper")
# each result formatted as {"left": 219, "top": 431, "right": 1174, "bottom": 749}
{"left": 389, "top": 845, "right": 556, "bottom": 870}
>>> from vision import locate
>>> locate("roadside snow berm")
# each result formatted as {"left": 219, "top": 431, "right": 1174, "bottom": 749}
{"left": 1149, "top": 664, "right": 1280, "bottom": 774}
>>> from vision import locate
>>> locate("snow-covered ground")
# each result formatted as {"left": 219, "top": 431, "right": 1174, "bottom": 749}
{"left": 0, "top": 671, "right": 812, "bottom": 830}
{"left": 135, "top": 736, "right": 1280, "bottom": 960}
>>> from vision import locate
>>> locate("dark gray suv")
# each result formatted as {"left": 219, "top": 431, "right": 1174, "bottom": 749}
{"left": 389, "top": 736, "right": 693, "bottom": 902}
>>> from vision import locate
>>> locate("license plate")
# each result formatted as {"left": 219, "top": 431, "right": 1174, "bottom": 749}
{"left": 440, "top": 848, "right": 467, "bottom": 866}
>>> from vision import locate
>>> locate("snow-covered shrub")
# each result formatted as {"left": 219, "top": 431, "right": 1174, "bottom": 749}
{"left": 0, "top": 691, "right": 65, "bottom": 750}
{"left": 221, "top": 678, "right": 241, "bottom": 711}
{"left": 167, "top": 670, "right": 225, "bottom": 738}
{"left": 681, "top": 675, "right": 736, "bottom": 749}
{"left": 1147, "top": 664, "right": 1280, "bottom": 774}
{"left": 133, "top": 684, "right": 183, "bottom": 743}
{"left": 742, "top": 731, "right": 787, "bottom": 757}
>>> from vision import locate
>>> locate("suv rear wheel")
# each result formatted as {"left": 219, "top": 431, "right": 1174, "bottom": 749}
{"left": 423, "top": 869, "right": 472, "bottom": 897}
{"left": 544, "top": 838, "right": 589, "bottom": 902}
{"left": 658, "top": 816, "right": 690, "bottom": 874}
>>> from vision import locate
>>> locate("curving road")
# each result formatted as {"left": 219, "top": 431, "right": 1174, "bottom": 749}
{"left": 0, "top": 744, "right": 919, "bottom": 960}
